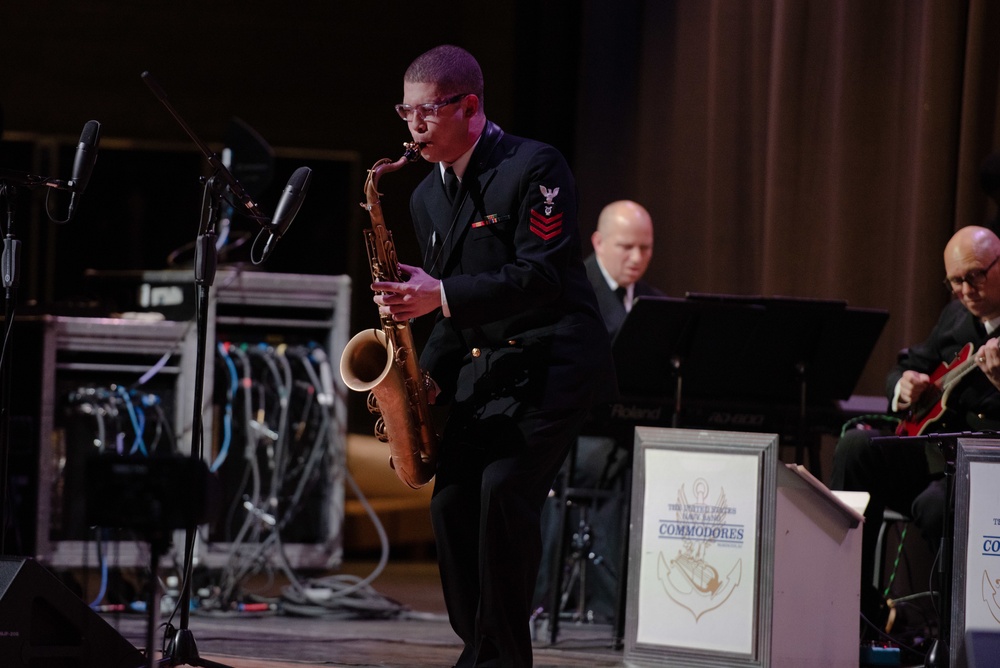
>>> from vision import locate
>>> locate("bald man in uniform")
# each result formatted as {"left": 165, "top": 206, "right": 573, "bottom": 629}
{"left": 584, "top": 200, "right": 663, "bottom": 338}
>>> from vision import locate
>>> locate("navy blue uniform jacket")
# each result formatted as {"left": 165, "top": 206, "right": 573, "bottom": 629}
{"left": 584, "top": 252, "right": 664, "bottom": 339}
{"left": 411, "top": 121, "right": 616, "bottom": 414}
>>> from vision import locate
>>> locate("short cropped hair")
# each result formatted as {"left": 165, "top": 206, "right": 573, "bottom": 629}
{"left": 404, "top": 45, "right": 485, "bottom": 104}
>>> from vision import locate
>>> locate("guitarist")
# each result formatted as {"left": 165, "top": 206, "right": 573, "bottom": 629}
{"left": 831, "top": 225, "right": 1000, "bottom": 637}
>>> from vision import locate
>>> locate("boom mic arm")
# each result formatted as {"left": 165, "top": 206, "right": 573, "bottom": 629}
{"left": 141, "top": 71, "right": 267, "bottom": 223}
{"left": 0, "top": 168, "right": 61, "bottom": 190}
{"left": 140, "top": 71, "right": 313, "bottom": 262}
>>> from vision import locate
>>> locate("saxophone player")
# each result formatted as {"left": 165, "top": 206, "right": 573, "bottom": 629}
{"left": 372, "top": 45, "right": 616, "bottom": 668}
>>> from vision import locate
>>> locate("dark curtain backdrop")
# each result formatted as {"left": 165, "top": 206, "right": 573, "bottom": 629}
{"left": 574, "top": 0, "right": 1000, "bottom": 396}
{"left": 3, "top": 1, "right": 1000, "bottom": 399}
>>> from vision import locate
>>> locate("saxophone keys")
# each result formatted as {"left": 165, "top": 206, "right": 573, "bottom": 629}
{"left": 374, "top": 417, "right": 389, "bottom": 443}
{"left": 367, "top": 392, "right": 382, "bottom": 415}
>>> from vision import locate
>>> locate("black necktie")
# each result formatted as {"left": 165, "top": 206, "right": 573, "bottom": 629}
{"left": 615, "top": 286, "right": 628, "bottom": 310}
{"left": 444, "top": 167, "right": 459, "bottom": 204}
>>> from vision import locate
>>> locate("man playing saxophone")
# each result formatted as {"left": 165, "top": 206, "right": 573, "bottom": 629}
{"left": 371, "top": 45, "right": 615, "bottom": 667}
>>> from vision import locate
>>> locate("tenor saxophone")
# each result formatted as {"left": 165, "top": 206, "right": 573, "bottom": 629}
{"left": 339, "top": 142, "right": 438, "bottom": 489}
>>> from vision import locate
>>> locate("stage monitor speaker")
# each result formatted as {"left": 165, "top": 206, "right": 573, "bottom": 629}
{"left": 0, "top": 557, "right": 145, "bottom": 667}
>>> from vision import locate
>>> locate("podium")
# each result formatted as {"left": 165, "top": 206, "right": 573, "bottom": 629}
{"left": 623, "top": 427, "right": 866, "bottom": 668}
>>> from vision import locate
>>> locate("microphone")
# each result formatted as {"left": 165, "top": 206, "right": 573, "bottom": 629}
{"left": 67, "top": 120, "right": 102, "bottom": 219}
{"left": 261, "top": 166, "right": 312, "bottom": 260}
{"left": 70, "top": 120, "right": 101, "bottom": 192}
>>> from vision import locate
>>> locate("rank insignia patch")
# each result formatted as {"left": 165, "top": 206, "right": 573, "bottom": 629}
{"left": 530, "top": 210, "right": 563, "bottom": 240}
{"left": 539, "top": 185, "right": 560, "bottom": 216}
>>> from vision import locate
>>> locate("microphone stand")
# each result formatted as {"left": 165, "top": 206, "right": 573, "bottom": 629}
{"left": 140, "top": 70, "right": 270, "bottom": 668}
{"left": 0, "top": 183, "right": 19, "bottom": 556}
{"left": 1, "top": 131, "right": 99, "bottom": 554}
{"left": 156, "top": 174, "right": 228, "bottom": 668}
{"left": 140, "top": 72, "right": 309, "bottom": 667}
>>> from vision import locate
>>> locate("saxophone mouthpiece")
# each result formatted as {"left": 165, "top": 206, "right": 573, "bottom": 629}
{"left": 403, "top": 141, "right": 425, "bottom": 161}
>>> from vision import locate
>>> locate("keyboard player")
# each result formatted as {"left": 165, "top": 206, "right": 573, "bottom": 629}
{"left": 534, "top": 200, "right": 665, "bottom": 624}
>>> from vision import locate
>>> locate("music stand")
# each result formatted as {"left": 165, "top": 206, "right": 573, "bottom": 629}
{"left": 681, "top": 293, "right": 888, "bottom": 470}
{"left": 612, "top": 296, "right": 767, "bottom": 424}
{"left": 800, "top": 304, "right": 891, "bottom": 403}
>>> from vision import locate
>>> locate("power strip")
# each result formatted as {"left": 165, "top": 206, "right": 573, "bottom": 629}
{"left": 860, "top": 644, "right": 901, "bottom": 666}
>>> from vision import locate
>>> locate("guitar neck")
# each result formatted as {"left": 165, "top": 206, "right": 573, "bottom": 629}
{"left": 937, "top": 340, "right": 990, "bottom": 392}
{"left": 940, "top": 358, "right": 976, "bottom": 388}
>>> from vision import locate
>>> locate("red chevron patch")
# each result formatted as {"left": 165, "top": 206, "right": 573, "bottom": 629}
{"left": 530, "top": 210, "right": 563, "bottom": 240}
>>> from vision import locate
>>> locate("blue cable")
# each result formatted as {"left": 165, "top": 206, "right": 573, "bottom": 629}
{"left": 88, "top": 530, "right": 109, "bottom": 609}
{"left": 117, "top": 385, "right": 147, "bottom": 456}
{"left": 212, "top": 343, "right": 238, "bottom": 472}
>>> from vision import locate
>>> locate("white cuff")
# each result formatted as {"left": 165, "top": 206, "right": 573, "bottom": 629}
{"left": 891, "top": 380, "right": 905, "bottom": 412}
{"left": 440, "top": 281, "right": 451, "bottom": 318}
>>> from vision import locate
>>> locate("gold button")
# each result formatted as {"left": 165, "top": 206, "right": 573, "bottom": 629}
{"left": 979, "top": 413, "right": 986, "bottom": 420}
{"left": 471, "top": 347, "right": 481, "bottom": 358}
{"left": 507, "top": 339, "right": 517, "bottom": 346}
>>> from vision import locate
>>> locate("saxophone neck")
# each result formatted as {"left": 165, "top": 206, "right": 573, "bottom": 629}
{"left": 365, "top": 141, "right": 425, "bottom": 202}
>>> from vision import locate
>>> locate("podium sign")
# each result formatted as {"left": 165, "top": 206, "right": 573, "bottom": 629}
{"left": 952, "top": 437, "right": 1000, "bottom": 668}
{"left": 625, "top": 428, "right": 777, "bottom": 666}
{"left": 625, "top": 427, "right": 863, "bottom": 667}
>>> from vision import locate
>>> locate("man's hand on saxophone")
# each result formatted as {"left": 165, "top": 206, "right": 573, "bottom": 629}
{"left": 369, "top": 261, "right": 444, "bottom": 406}
{"left": 372, "top": 262, "right": 443, "bottom": 322}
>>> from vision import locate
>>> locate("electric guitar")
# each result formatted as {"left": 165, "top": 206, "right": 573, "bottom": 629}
{"left": 895, "top": 342, "right": 981, "bottom": 436}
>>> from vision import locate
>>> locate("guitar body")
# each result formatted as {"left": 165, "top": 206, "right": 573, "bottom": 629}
{"left": 895, "top": 342, "right": 974, "bottom": 437}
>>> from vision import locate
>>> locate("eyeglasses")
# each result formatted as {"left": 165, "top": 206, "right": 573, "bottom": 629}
{"left": 395, "top": 93, "right": 469, "bottom": 122}
{"left": 943, "top": 255, "right": 1000, "bottom": 292}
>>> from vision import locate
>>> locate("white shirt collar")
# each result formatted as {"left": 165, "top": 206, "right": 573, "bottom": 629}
{"left": 439, "top": 135, "right": 481, "bottom": 183}
{"left": 595, "top": 255, "right": 634, "bottom": 307}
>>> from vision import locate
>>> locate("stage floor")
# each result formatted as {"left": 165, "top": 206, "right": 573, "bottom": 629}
{"left": 93, "top": 559, "right": 930, "bottom": 667}
{"left": 100, "top": 559, "right": 625, "bottom": 668}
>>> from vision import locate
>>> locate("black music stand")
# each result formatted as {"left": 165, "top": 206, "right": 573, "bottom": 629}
{"left": 679, "top": 293, "right": 888, "bottom": 471}
{"left": 612, "top": 296, "right": 767, "bottom": 423}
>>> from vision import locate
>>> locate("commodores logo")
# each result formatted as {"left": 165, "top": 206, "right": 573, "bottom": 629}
{"left": 982, "top": 569, "right": 1000, "bottom": 624}
{"left": 657, "top": 478, "right": 744, "bottom": 621}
